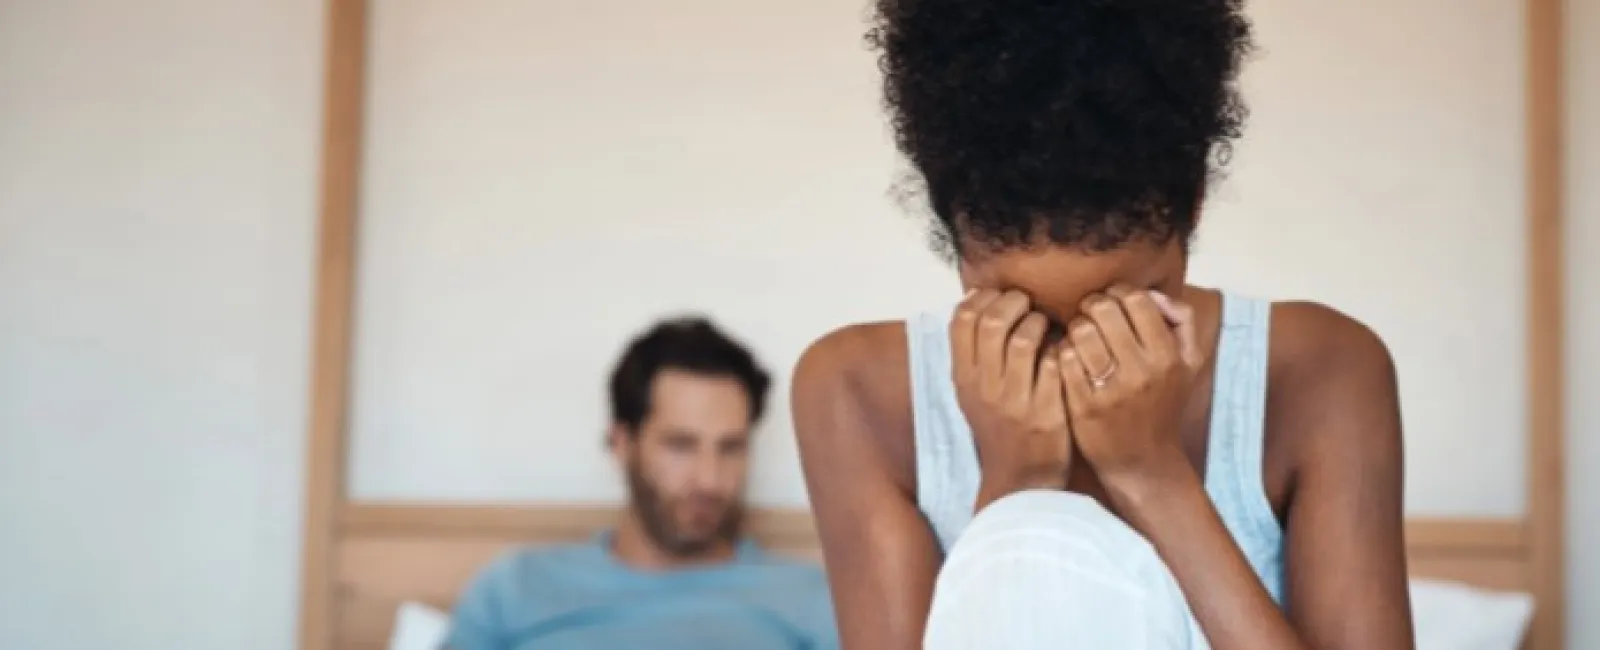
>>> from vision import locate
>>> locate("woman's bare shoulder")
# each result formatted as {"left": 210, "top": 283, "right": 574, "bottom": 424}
{"left": 1265, "top": 300, "right": 1401, "bottom": 457}
{"left": 791, "top": 320, "right": 919, "bottom": 492}
{"left": 1268, "top": 300, "right": 1395, "bottom": 379}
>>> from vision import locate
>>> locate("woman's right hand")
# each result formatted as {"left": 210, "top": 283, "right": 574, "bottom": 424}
{"left": 950, "top": 289, "right": 1074, "bottom": 512}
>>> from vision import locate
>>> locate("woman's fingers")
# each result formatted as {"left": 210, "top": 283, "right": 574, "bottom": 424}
{"left": 1067, "top": 317, "right": 1116, "bottom": 387}
{"left": 1058, "top": 346, "right": 1094, "bottom": 420}
{"left": 1004, "top": 312, "right": 1050, "bottom": 409}
{"left": 1107, "top": 286, "right": 1178, "bottom": 364}
{"left": 974, "top": 291, "right": 1031, "bottom": 398}
{"left": 950, "top": 289, "right": 1002, "bottom": 373}
{"left": 1150, "top": 291, "right": 1202, "bottom": 371}
{"left": 953, "top": 287, "right": 1196, "bottom": 427}
{"left": 1079, "top": 292, "right": 1145, "bottom": 375}
{"left": 1031, "top": 351, "right": 1068, "bottom": 431}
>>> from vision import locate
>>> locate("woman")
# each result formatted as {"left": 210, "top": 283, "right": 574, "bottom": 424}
{"left": 790, "top": 0, "right": 1415, "bottom": 648}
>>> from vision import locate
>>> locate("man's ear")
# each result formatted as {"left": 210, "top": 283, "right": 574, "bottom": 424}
{"left": 605, "top": 423, "right": 632, "bottom": 458}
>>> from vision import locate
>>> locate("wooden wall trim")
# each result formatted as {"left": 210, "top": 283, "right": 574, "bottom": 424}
{"left": 1523, "top": 0, "right": 1566, "bottom": 647}
{"left": 340, "top": 504, "right": 1526, "bottom": 557}
{"left": 340, "top": 504, "right": 821, "bottom": 546}
{"left": 1405, "top": 519, "right": 1528, "bottom": 555}
{"left": 296, "top": 2, "right": 369, "bottom": 650}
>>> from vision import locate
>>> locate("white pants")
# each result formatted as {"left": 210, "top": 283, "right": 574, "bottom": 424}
{"left": 923, "top": 491, "right": 1205, "bottom": 650}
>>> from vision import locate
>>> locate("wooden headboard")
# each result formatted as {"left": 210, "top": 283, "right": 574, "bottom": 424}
{"left": 295, "top": 0, "right": 1568, "bottom": 649}
{"left": 331, "top": 506, "right": 819, "bottom": 650}
{"left": 327, "top": 505, "right": 1538, "bottom": 650}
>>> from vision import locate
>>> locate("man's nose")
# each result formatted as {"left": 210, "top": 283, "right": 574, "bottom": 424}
{"left": 689, "top": 449, "right": 724, "bottom": 489}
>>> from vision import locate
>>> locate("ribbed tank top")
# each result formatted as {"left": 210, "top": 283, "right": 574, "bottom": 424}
{"left": 905, "top": 291, "right": 1285, "bottom": 603}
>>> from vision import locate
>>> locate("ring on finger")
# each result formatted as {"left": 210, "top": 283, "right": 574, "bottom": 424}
{"left": 1088, "top": 359, "right": 1118, "bottom": 389}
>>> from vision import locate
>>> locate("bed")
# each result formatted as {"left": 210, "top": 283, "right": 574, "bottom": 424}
{"left": 293, "top": 0, "right": 1570, "bottom": 648}
{"left": 329, "top": 507, "right": 1545, "bottom": 650}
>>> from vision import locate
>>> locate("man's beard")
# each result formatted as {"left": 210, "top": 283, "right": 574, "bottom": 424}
{"left": 625, "top": 463, "right": 745, "bottom": 558}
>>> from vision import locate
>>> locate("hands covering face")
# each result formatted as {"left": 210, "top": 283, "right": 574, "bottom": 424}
{"left": 952, "top": 286, "right": 1202, "bottom": 509}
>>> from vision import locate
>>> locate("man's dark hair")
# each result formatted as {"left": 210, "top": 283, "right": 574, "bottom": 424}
{"left": 869, "top": 0, "right": 1254, "bottom": 256}
{"left": 608, "top": 316, "right": 771, "bottom": 432}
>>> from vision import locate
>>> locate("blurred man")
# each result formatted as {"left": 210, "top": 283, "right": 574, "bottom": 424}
{"left": 447, "top": 317, "right": 837, "bottom": 650}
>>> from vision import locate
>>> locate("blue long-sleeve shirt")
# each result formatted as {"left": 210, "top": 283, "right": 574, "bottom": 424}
{"left": 446, "top": 533, "right": 839, "bottom": 650}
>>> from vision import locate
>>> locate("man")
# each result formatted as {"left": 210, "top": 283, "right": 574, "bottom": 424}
{"left": 447, "top": 317, "right": 838, "bottom": 650}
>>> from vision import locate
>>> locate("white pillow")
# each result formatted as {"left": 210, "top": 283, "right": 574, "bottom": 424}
{"left": 1409, "top": 578, "right": 1534, "bottom": 650}
{"left": 389, "top": 601, "right": 452, "bottom": 650}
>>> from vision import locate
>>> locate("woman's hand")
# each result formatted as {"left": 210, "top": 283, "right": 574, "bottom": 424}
{"left": 950, "top": 289, "right": 1073, "bottom": 512}
{"left": 1058, "top": 287, "right": 1202, "bottom": 497}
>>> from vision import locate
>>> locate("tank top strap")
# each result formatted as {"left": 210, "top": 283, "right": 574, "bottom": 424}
{"left": 1203, "top": 291, "right": 1285, "bottom": 600}
{"left": 906, "top": 306, "right": 980, "bottom": 551}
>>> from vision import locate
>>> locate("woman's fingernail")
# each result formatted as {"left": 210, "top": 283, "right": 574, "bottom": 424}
{"left": 1148, "top": 291, "right": 1181, "bottom": 319}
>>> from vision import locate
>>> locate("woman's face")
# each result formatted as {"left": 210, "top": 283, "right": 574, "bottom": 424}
{"left": 957, "top": 239, "right": 1189, "bottom": 329}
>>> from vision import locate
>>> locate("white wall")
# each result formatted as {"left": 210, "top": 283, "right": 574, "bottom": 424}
{"left": 0, "top": 1, "right": 321, "bottom": 649}
{"left": 0, "top": 0, "right": 1592, "bottom": 648}
{"left": 349, "top": 0, "right": 1527, "bottom": 517}
{"left": 1196, "top": 0, "right": 1528, "bottom": 517}
{"left": 347, "top": 0, "right": 950, "bottom": 506}
{"left": 1566, "top": 0, "right": 1598, "bottom": 646}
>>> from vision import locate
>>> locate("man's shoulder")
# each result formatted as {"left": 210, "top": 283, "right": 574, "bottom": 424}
{"left": 733, "top": 550, "right": 837, "bottom": 639}
{"left": 496, "top": 540, "right": 598, "bottom": 564}
{"left": 463, "top": 542, "right": 602, "bottom": 594}
{"left": 738, "top": 550, "right": 828, "bottom": 582}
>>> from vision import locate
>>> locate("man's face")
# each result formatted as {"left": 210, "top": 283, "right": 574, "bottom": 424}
{"left": 612, "top": 369, "right": 753, "bottom": 557}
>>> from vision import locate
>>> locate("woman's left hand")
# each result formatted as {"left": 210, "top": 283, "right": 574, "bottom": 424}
{"left": 1058, "top": 287, "right": 1203, "bottom": 490}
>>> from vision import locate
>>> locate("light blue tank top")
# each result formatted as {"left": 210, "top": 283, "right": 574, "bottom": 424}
{"left": 906, "top": 291, "right": 1286, "bottom": 603}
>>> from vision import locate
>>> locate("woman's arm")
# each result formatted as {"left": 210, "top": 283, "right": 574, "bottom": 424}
{"left": 1272, "top": 302, "right": 1414, "bottom": 648}
{"left": 1066, "top": 293, "right": 1413, "bottom": 650}
{"left": 1125, "top": 303, "right": 1413, "bottom": 649}
{"left": 1111, "top": 457, "right": 1310, "bottom": 648}
{"left": 791, "top": 324, "right": 941, "bottom": 650}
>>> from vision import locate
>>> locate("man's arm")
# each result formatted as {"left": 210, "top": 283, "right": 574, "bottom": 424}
{"left": 444, "top": 554, "right": 512, "bottom": 650}
{"left": 791, "top": 323, "right": 942, "bottom": 650}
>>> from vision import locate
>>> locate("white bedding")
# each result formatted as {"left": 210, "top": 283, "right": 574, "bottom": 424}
{"left": 1410, "top": 578, "right": 1535, "bottom": 650}
{"left": 388, "top": 579, "right": 1536, "bottom": 650}
{"left": 389, "top": 601, "right": 451, "bottom": 650}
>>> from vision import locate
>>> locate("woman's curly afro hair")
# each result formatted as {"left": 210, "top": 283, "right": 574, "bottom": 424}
{"left": 868, "top": 0, "right": 1254, "bottom": 256}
